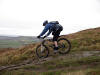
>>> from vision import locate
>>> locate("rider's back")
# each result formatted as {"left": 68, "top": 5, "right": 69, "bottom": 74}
{"left": 49, "top": 21, "right": 63, "bottom": 32}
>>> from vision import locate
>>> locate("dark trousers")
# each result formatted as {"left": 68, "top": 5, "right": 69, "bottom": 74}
{"left": 52, "top": 30, "right": 61, "bottom": 41}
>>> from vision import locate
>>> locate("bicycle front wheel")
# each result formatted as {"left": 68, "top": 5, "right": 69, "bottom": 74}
{"left": 36, "top": 44, "right": 49, "bottom": 58}
{"left": 58, "top": 38, "right": 71, "bottom": 54}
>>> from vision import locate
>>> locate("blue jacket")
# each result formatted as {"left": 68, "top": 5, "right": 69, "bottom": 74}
{"left": 39, "top": 23, "right": 53, "bottom": 37}
{"left": 39, "top": 22, "right": 62, "bottom": 37}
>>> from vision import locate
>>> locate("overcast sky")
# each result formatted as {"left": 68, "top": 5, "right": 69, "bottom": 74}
{"left": 0, "top": 0, "right": 100, "bottom": 36}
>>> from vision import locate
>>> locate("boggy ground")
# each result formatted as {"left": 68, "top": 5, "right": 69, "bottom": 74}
{"left": 0, "top": 50, "right": 100, "bottom": 75}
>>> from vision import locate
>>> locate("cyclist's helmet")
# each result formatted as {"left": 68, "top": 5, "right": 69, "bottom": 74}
{"left": 43, "top": 20, "right": 48, "bottom": 26}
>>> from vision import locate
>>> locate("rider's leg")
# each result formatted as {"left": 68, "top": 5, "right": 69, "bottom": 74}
{"left": 53, "top": 31, "right": 61, "bottom": 52}
{"left": 54, "top": 41, "right": 59, "bottom": 51}
{"left": 53, "top": 27, "right": 63, "bottom": 52}
{"left": 53, "top": 36, "right": 59, "bottom": 50}
{"left": 54, "top": 41, "right": 58, "bottom": 47}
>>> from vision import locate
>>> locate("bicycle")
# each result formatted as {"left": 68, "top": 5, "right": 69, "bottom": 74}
{"left": 36, "top": 35, "right": 71, "bottom": 58}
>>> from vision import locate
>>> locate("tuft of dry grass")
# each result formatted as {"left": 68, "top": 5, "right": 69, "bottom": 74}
{"left": 0, "top": 43, "right": 37, "bottom": 66}
{"left": 64, "top": 70, "right": 86, "bottom": 75}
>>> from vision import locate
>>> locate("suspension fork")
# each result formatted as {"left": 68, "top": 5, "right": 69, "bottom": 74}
{"left": 40, "top": 44, "right": 44, "bottom": 52}
{"left": 40, "top": 40, "right": 45, "bottom": 52}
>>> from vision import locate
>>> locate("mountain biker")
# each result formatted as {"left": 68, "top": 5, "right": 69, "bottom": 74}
{"left": 37, "top": 20, "right": 63, "bottom": 53}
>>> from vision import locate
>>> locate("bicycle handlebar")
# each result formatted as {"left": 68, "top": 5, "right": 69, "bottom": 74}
{"left": 38, "top": 37, "right": 45, "bottom": 39}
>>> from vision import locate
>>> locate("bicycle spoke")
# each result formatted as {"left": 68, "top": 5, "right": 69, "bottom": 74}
{"left": 36, "top": 45, "right": 49, "bottom": 58}
{"left": 58, "top": 38, "right": 71, "bottom": 54}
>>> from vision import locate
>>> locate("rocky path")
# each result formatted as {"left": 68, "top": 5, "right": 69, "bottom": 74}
{"left": 0, "top": 51, "right": 100, "bottom": 71}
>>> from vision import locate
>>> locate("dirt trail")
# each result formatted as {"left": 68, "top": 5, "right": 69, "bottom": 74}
{"left": 0, "top": 51, "right": 100, "bottom": 71}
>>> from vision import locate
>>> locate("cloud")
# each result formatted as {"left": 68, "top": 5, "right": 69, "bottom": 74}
{"left": 0, "top": 0, "right": 100, "bottom": 36}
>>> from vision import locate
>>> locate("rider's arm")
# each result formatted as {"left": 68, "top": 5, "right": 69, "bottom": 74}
{"left": 39, "top": 24, "right": 50, "bottom": 37}
{"left": 45, "top": 29, "right": 52, "bottom": 37}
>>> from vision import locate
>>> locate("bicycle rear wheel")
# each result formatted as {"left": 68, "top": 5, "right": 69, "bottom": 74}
{"left": 58, "top": 38, "right": 71, "bottom": 54}
{"left": 36, "top": 44, "right": 49, "bottom": 58}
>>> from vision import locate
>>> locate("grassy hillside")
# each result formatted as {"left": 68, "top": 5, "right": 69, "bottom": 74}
{"left": 67, "top": 27, "right": 100, "bottom": 51}
{"left": 0, "top": 27, "right": 100, "bottom": 75}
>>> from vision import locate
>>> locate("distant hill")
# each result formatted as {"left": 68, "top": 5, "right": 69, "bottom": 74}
{"left": 0, "top": 36, "right": 39, "bottom": 48}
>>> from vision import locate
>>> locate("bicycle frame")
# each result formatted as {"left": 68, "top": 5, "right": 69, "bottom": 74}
{"left": 36, "top": 36, "right": 71, "bottom": 58}
{"left": 39, "top": 35, "right": 68, "bottom": 51}
{"left": 38, "top": 37, "right": 52, "bottom": 53}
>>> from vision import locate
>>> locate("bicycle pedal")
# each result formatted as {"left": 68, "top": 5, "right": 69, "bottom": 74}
{"left": 54, "top": 50, "right": 59, "bottom": 54}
